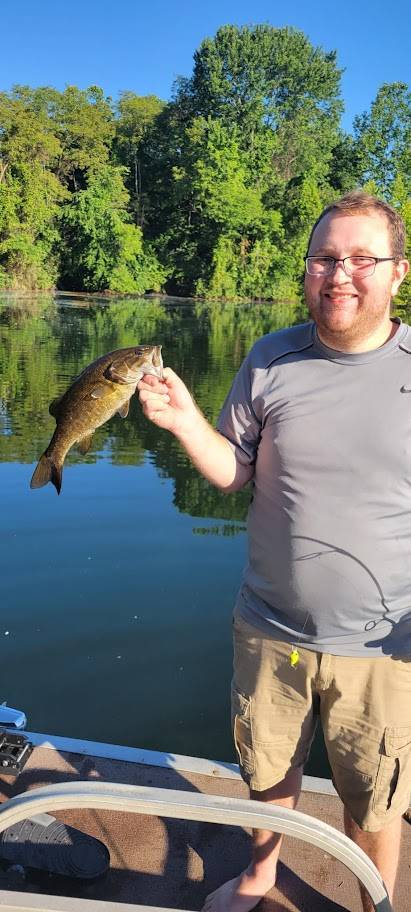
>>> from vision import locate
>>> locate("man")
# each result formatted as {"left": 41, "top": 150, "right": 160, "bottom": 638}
{"left": 138, "top": 191, "right": 410, "bottom": 912}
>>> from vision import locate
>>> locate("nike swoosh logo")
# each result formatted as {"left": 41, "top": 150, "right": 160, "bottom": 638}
{"left": 400, "top": 385, "right": 411, "bottom": 393}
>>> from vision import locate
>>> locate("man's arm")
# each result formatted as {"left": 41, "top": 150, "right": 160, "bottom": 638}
{"left": 137, "top": 368, "right": 254, "bottom": 492}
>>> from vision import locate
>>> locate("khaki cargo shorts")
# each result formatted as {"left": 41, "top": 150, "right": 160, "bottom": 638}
{"left": 232, "top": 615, "right": 411, "bottom": 832}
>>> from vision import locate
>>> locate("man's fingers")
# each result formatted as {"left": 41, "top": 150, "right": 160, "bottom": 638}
{"left": 162, "top": 367, "right": 178, "bottom": 382}
{"left": 139, "top": 367, "right": 178, "bottom": 391}
{"left": 138, "top": 376, "right": 166, "bottom": 393}
{"left": 143, "top": 402, "right": 171, "bottom": 426}
{"left": 141, "top": 392, "right": 171, "bottom": 418}
{"left": 139, "top": 389, "right": 170, "bottom": 405}
{"left": 138, "top": 367, "right": 192, "bottom": 431}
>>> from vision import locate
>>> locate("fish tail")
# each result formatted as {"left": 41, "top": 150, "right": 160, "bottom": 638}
{"left": 30, "top": 454, "right": 63, "bottom": 495}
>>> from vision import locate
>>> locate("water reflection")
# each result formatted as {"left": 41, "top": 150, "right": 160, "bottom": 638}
{"left": 0, "top": 293, "right": 306, "bottom": 518}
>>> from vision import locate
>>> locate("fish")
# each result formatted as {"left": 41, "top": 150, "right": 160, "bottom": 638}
{"left": 30, "top": 345, "right": 163, "bottom": 495}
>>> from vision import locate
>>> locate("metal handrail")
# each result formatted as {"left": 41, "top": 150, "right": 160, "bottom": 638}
{"left": 0, "top": 780, "right": 393, "bottom": 912}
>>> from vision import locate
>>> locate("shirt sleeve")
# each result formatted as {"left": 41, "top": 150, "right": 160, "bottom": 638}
{"left": 217, "top": 353, "right": 261, "bottom": 467}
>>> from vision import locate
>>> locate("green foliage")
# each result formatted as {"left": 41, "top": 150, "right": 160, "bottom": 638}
{"left": 182, "top": 25, "right": 342, "bottom": 147}
{"left": 327, "top": 134, "right": 363, "bottom": 194}
{"left": 197, "top": 236, "right": 239, "bottom": 300}
{"left": 353, "top": 83, "right": 411, "bottom": 198}
{"left": 190, "top": 118, "right": 264, "bottom": 231}
{"left": 49, "top": 85, "right": 115, "bottom": 191}
{"left": 281, "top": 174, "right": 325, "bottom": 275}
{"left": 59, "top": 166, "right": 167, "bottom": 293}
{"left": 0, "top": 28, "right": 409, "bottom": 300}
{"left": 0, "top": 90, "right": 67, "bottom": 288}
{"left": 114, "top": 92, "right": 165, "bottom": 224}
{"left": 145, "top": 24, "right": 344, "bottom": 299}
{"left": 390, "top": 173, "right": 411, "bottom": 307}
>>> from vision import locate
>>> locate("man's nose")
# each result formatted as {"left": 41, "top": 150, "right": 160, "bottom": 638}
{"left": 330, "top": 261, "right": 350, "bottom": 281}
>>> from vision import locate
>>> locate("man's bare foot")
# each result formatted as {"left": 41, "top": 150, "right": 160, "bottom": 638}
{"left": 202, "top": 866, "right": 276, "bottom": 912}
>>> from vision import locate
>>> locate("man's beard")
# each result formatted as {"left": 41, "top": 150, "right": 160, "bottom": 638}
{"left": 306, "top": 291, "right": 393, "bottom": 347}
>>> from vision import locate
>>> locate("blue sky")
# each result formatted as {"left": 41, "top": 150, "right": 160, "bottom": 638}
{"left": 2, "top": 0, "right": 410, "bottom": 132}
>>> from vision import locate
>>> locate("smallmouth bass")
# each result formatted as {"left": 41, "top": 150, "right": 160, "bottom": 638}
{"left": 30, "top": 345, "right": 163, "bottom": 495}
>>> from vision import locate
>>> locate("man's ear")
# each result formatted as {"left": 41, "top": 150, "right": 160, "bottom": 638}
{"left": 392, "top": 259, "right": 409, "bottom": 295}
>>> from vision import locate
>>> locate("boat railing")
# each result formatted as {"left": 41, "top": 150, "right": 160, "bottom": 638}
{"left": 0, "top": 779, "right": 393, "bottom": 912}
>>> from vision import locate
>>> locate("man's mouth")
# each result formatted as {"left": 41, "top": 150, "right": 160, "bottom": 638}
{"left": 323, "top": 292, "right": 357, "bottom": 302}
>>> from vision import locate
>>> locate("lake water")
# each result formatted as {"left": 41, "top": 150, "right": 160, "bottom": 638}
{"left": 1, "top": 292, "right": 409, "bottom": 775}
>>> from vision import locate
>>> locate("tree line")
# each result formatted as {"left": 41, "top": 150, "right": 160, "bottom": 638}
{"left": 0, "top": 24, "right": 410, "bottom": 301}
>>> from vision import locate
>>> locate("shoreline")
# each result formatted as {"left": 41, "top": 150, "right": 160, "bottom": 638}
{"left": 0, "top": 288, "right": 300, "bottom": 306}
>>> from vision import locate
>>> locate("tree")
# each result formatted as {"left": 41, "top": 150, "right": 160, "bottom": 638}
{"left": 327, "top": 133, "right": 362, "bottom": 194}
{"left": 0, "top": 91, "right": 67, "bottom": 289}
{"left": 353, "top": 83, "right": 411, "bottom": 198}
{"left": 176, "top": 24, "right": 343, "bottom": 174}
{"left": 114, "top": 93, "right": 165, "bottom": 225}
{"left": 59, "top": 165, "right": 167, "bottom": 293}
{"left": 145, "top": 24, "right": 344, "bottom": 299}
{"left": 0, "top": 85, "right": 116, "bottom": 290}
{"left": 53, "top": 85, "right": 115, "bottom": 192}
{"left": 390, "top": 172, "right": 411, "bottom": 306}
{"left": 1, "top": 32, "right": 408, "bottom": 301}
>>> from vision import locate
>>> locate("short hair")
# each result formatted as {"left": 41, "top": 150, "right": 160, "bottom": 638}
{"left": 307, "top": 191, "right": 406, "bottom": 259}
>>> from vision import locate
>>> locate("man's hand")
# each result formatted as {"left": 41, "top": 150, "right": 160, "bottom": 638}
{"left": 137, "top": 368, "right": 200, "bottom": 438}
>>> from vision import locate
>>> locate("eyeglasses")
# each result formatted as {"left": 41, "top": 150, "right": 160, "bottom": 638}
{"left": 304, "top": 256, "right": 397, "bottom": 277}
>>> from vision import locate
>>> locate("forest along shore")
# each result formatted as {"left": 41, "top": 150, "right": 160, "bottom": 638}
{"left": 0, "top": 25, "right": 410, "bottom": 303}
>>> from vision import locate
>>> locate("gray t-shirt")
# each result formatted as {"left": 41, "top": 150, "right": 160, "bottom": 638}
{"left": 217, "top": 319, "right": 411, "bottom": 657}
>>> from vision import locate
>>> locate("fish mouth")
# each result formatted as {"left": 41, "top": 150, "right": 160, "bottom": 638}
{"left": 152, "top": 345, "right": 163, "bottom": 379}
{"left": 138, "top": 345, "right": 163, "bottom": 381}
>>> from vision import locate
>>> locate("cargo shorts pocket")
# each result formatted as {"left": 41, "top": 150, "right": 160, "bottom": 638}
{"left": 373, "top": 725, "right": 411, "bottom": 817}
{"left": 231, "top": 687, "right": 255, "bottom": 777}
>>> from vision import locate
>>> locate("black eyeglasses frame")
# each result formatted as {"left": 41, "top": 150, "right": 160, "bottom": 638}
{"left": 304, "top": 255, "right": 398, "bottom": 277}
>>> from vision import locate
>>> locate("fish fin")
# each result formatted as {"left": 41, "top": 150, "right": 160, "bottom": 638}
{"left": 30, "top": 454, "right": 62, "bottom": 495}
{"left": 117, "top": 401, "right": 130, "bottom": 418}
{"left": 90, "top": 384, "right": 108, "bottom": 400}
{"left": 49, "top": 395, "right": 64, "bottom": 418}
{"left": 78, "top": 433, "right": 94, "bottom": 455}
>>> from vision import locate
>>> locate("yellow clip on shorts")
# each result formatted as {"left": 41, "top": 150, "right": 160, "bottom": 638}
{"left": 232, "top": 616, "right": 411, "bottom": 832}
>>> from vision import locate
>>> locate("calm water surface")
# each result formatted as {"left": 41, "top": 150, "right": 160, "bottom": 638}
{"left": 1, "top": 292, "right": 408, "bottom": 773}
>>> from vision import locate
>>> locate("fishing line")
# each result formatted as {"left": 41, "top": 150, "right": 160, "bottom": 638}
{"left": 288, "top": 535, "right": 393, "bottom": 667}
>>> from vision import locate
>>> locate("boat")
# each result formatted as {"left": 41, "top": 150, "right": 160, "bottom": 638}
{"left": 0, "top": 705, "right": 408, "bottom": 911}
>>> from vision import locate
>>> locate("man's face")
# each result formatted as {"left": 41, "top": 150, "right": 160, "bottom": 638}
{"left": 304, "top": 211, "right": 408, "bottom": 345}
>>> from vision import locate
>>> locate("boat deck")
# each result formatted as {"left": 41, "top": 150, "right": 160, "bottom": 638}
{"left": 0, "top": 737, "right": 409, "bottom": 911}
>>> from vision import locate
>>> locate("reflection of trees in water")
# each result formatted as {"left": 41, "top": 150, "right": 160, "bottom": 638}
{"left": 4, "top": 294, "right": 410, "bottom": 519}
{"left": 0, "top": 295, "right": 60, "bottom": 460}
{"left": 192, "top": 523, "right": 247, "bottom": 537}
{"left": 0, "top": 295, "right": 172, "bottom": 464}
{"left": 156, "top": 441, "right": 252, "bottom": 522}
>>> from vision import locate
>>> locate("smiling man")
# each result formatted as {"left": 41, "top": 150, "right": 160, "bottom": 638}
{"left": 138, "top": 192, "right": 410, "bottom": 912}
{"left": 305, "top": 199, "right": 406, "bottom": 350}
